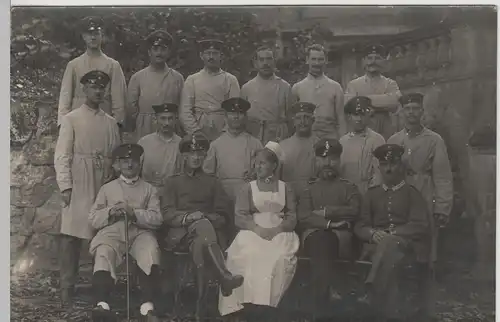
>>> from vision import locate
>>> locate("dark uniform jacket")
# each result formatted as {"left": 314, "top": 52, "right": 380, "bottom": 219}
{"left": 160, "top": 170, "right": 231, "bottom": 248}
{"left": 298, "top": 177, "right": 361, "bottom": 259}
{"left": 354, "top": 181, "right": 431, "bottom": 262}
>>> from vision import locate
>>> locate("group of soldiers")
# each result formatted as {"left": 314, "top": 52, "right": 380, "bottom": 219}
{"left": 53, "top": 15, "right": 454, "bottom": 322}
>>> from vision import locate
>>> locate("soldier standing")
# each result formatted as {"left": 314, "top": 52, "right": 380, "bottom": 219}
{"left": 128, "top": 30, "right": 184, "bottom": 141}
{"left": 387, "top": 93, "right": 453, "bottom": 319}
{"left": 345, "top": 45, "right": 402, "bottom": 140}
{"left": 339, "top": 96, "right": 385, "bottom": 195}
{"left": 54, "top": 70, "right": 121, "bottom": 307}
{"left": 241, "top": 46, "right": 292, "bottom": 143}
{"left": 138, "top": 103, "right": 182, "bottom": 189}
{"left": 280, "top": 102, "right": 319, "bottom": 198}
{"left": 57, "top": 16, "right": 126, "bottom": 128}
{"left": 291, "top": 44, "right": 346, "bottom": 139}
{"left": 180, "top": 39, "right": 240, "bottom": 141}
{"left": 203, "top": 98, "right": 263, "bottom": 238}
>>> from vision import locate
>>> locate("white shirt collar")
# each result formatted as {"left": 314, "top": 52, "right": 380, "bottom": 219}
{"left": 120, "top": 175, "right": 139, "bottom": 185}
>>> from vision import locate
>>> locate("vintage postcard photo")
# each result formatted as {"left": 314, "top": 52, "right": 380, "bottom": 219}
{"left": 10, "top": 5, "right": 496, "bottom": 322}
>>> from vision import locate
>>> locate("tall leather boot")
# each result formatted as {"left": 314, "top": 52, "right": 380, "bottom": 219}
{"left": 205, "top": 243, "right": 243, "bottom": 296}
{"left": 91, "top": 270, "right": 116, "bottom": 322}
{"left": 194, "top": 266, "right": 208, "bottom": 322}
{"left": 59, "top": 235, "right": 82, "bottom": 309}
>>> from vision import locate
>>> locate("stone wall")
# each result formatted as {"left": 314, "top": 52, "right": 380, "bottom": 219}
{"left": 10, "top": 101, "right": 61, "bottom": 263}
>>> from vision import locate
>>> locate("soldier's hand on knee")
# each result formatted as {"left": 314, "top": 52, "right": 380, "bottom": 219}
{"left": 371, "top": 230, "right": 389, "bottom": 244}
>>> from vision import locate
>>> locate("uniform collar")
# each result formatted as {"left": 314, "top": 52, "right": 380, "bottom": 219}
{"left": 155, "top": 131, "right": 177, "bottom": 143}
{"left": 363, "top": 73, "right": 383, "bottom": 81}
{"left": 82, "top": 104, "right": 104, "bottom": 116}
{"left": 307, "top": 73, "right": 325, "bottom": 81}
{"left": 404, "top": 125, "right": 426, "bottom": 137}
{"left": 148, "top": 63, "right": 170, "bottom": 72}
{"left": 185, "top": 167, "right": 203, "bottom": 178}
{"left": 349, "top": 128, "right": 369, "bottom": 137}
{"left": 382, "top": 180, "right": 406, "bottom": 191}
{"left": 256, "top": 74, "right": 277, "bottom": 81}
{"left": 120, "top": 175, "right": 140, "bottom": 185}
{"left": 202, "top": 67, "right": 223, "bottom": 76}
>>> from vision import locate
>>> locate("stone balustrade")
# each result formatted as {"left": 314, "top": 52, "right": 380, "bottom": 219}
{"left": 384, "top": 32, "right": 453, "bottom": 88}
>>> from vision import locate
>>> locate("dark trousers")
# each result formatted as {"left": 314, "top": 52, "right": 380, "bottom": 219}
{"left": 303, "top": 230, "right": 339, "bottom": 317}
{"left": 59, "top": 234, "right": 83, "bottom": 291}
{"left": 93, "top": 264, "right": 161, "bottom": 306}
{"left": 186, "top": 218, "right": 221, "bottom": 268}
{"left": 364, "top": 235, "right": 409, "bottom": 319}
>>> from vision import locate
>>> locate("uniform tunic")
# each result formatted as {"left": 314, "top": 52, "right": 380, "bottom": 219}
{"left": 89, "top": 178, "right": 162, "bottom": 280}
{"left": 203, "top": 132, "right": 263, "bottom": 201}
{"left": 354, "top": 182, "right": 430, "bottom": 317}
{"left": 180, "top": 69, "right": 240, "bottom": 140}
{"left": 127, "top": 65, "right": 184, "bottom": 141}
{"left": 387, "top": 128, "right": 453, "bottom": 216}
{"left": 339, "top": 128, "right": 386, "bottom": 194}
{"left": 55, "top": 105, "right": 121, "bottom": 240}
{"left": 291, "top": 74, "right": 345, "bottom": 139}
{"left": 388, "top": 127, "right": 453, "bottom": 263}
{"left": 219, "top": 180, "right": 299, "bottom": 316}
{"left": 355, "top": 182, "right": 430, "bottom": 263}
{"left": 138, "top": 132, "right": 182, "bottom": 188}
{"left": 298, "top": 177, "right": 361, "bottom": 258}
{"left": 57, "top": 52, "right": 127, "bottom": 126}
{"left": 345, "top": 75, "right": 401, "bottom": 140}
{"left": 280, "top": 134, "right": 320, "bottom": 197}
{"left": 241, "top": 75, "right": 292, "bottom": 143}
{"left": 161, "top": 171, "right": 231, "bottom": 261}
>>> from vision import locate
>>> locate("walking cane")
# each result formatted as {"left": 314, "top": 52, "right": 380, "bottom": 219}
{"left": 123, "top": 210, "right": 131, "bottom": 322}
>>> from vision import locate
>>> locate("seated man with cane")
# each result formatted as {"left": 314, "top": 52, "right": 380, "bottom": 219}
{"left": 89, "top": 143, "right": 163, "bottom": 322}
{"left": 354, "top": 144, "right": 430, "bottom": 322}
{"left": 161, "top": 133, "right": 244, "bottom": 322}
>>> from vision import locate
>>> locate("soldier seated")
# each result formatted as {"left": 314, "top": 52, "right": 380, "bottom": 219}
{"left": 297, "top": 138, "right": 361, "bottom": 321}
{"left": 160, "top": 133, "right": 243, "bottom": 322}
{"left": 89, "top": 144, "right": 163, "bottom": 322}
{"left": 354, "top": 144, "right": 431, "bottom": 322}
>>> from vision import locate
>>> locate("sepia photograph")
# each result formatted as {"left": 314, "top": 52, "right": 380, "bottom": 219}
{"left": 10, "top": 5, "right": 497, "bottom": 322}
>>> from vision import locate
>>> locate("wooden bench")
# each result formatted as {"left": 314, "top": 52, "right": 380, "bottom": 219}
{"left": 109, "top": 244, "right": 423, "bottom": 319}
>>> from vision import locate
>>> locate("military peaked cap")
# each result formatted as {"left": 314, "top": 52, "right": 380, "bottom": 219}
{"left": 373, "top": 144, "right": 404, "bottom": 162}
{"left": 363, "top": 44, "right": 387, "bottom": 57}
{"left": 80, "top": 70, "right": 110, "bottom": 88}
{"left": 113, "top": 144, "right": 144, "bottom": 161}
{"left": 179, "top": 133, "right": 210, "bottom": 153}
{"left": 314, "top": 138, "right": 343, "bottom": 157}
{"left": 198, "top": 39, "right": 224, "bottom": 52}
{"left": 152, "top": 103, "right": 178, "bottom": 114}
{"left": 290, "top": 102, "right": 316, "bottom": 116}
{"left": 344, "top": 96, "right": 372, "bottom": 115}
{"left": 146, "top": 30, "right": 173, "bottom": 48}
{"left": 399, "top": 93, "right": 424, "bottom": 106}
{"left": 221, "top": 98, "right": 251, "bottom": 113}
{"left": 80, "top": 16, "right": 104, "bottom": 33}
